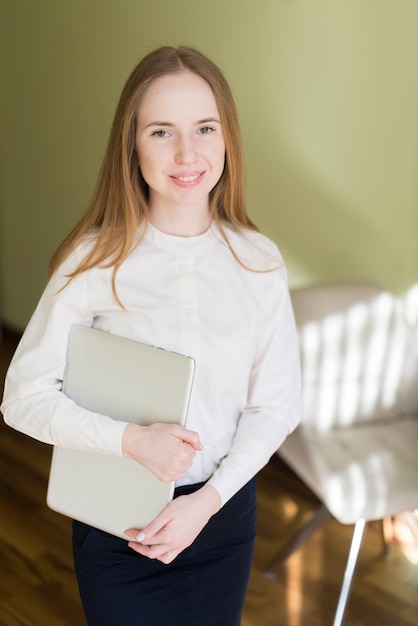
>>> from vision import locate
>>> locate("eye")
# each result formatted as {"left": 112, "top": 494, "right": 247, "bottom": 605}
{"left": 152, "top": 130, "right": 170, "bottom": 138}
{"left": 198, "top": 126, "right": 215, "bottom": 135}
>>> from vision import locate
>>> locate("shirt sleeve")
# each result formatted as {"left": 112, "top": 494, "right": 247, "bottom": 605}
{"left": 0, "top": 251, "right": 127, "bottom": 456}
{"left": 206, "top": 263, "right": 301, "bottom": 505}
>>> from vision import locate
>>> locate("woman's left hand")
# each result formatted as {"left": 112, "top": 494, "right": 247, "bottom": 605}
{"left": 124, "top": 484, "right": 222, "bottom": 564}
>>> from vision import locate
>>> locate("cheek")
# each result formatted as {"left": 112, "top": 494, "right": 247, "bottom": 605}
{"left": 213, "top": 146, "right": 226, "bottom": 179}
{"left": 137, "top": 148, "right": 159, "bottom": 183}
{"left": 138, "top": 143, "right": 172, "bottom": 176}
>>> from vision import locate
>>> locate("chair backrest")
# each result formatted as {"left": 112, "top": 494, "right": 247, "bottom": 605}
{"left": 291, "top": 282, "right": 418, "bottom": 432}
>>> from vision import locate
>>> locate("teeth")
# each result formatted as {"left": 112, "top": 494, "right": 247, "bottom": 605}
{"left": 177, "top": 174, "right": 199, "bottom": 182}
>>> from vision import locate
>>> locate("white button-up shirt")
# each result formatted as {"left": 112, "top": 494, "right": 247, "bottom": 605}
{"left": 1, "top": 222, "right": 301, "bottom": 504}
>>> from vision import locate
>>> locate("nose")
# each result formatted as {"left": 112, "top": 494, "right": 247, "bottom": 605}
{"left": 175, "top": 136, "right": 197, "bottom": 165}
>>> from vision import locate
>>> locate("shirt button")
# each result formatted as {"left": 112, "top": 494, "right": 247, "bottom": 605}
{"left": 179, "top": 264, "right": 192, "bottom": 273}
{"left": 181, "top": 310, "right": 196, "bottom": 322}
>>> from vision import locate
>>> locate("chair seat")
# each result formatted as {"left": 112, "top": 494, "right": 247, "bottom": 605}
{"left": 278, "top": 415, "right": 418, "bottom": 524}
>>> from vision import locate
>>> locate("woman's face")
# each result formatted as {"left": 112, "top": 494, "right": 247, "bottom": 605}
{"left": 135, "top": 71, "right": 226, "bottom": 220}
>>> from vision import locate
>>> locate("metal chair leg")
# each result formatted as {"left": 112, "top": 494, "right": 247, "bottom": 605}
{"left": 381, "top": 516, "right": 394, "bottom": 555}
{"left": 332, "top": 518, "right": 367, "bottom": 626}
{"left": 262, "top": 504, "right": 331, "bottom": 580}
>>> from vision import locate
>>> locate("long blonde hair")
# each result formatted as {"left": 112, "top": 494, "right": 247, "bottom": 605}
{"left": 49, "top": 46, "right": 259, "bottom": 299}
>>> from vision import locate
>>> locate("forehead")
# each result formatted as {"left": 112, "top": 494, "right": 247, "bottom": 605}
{"left": 137, "top": 71, "right": 220, "bottom": 121}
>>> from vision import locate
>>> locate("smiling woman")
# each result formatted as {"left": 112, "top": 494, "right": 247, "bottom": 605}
{"left": 1, "top": 46, "right": 301, "bottom": 626}
{"left": 135, "top": 71, "right": 226, "bottom": 235}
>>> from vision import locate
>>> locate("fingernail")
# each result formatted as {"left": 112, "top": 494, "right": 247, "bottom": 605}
{"left": 136, "top": 531, "right": 146, "bottom": 542}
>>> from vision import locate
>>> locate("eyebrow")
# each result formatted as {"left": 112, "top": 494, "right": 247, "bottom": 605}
{"left": 144, "top": 117, "right": 221, "bottom": 129}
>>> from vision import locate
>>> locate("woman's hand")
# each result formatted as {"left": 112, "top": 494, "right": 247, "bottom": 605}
{"left": 122, "top": 422, "right": 202, "bottom": 482}
{"left": 124, "top": 484, "right": 222, "bottom": 564}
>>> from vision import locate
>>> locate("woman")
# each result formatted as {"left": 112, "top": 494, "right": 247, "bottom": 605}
{"left": 1, "top": 46, "right": 301, "bottom": 625}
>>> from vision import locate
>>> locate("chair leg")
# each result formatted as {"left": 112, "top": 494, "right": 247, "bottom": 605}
{"left": 262, "top": 504, "right": 331, "bottom": 580}
{"left": 381, "top": 516, "right": 394, "bottom": 555}
{"left": 332, "top": 518, "right": 367, "bottom": 626}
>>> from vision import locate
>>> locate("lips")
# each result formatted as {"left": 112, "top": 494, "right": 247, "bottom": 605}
{"left": 176, "top": 174, "right": 198, "bottom": 182}
{"left": 171, "top": 171, "right": 205, "bottom": 186}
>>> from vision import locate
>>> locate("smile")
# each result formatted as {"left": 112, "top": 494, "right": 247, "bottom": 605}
{"left": 171, "top": 171, "right": 205, "bottom": 187}
{"left": 176, "top": 174, "right": 200, "bottom": 183}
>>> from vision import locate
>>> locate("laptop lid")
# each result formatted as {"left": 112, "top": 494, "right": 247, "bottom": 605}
{"left": 47, "top": 325, "right": 195, "bottom": 539}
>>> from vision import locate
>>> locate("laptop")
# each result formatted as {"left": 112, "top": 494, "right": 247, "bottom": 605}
{"left": 47, "top": 325, "right": 195, "bottom": 539}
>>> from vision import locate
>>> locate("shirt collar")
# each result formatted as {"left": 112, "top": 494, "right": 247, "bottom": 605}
{"left": 144, "top": 222, "right": 219, "bottom": 251}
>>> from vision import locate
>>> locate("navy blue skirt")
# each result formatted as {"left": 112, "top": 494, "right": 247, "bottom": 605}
{"left": 72, "top": 478, "right": 257, "bottom": 626}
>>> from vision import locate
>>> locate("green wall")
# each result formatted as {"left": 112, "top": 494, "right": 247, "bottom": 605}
{"left": 1, "top": 0, "right": 417, "bottom": 331}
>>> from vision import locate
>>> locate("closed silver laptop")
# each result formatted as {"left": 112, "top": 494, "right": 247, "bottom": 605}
{"left": 47, "top": 325, "right": 195, "bottom": 539}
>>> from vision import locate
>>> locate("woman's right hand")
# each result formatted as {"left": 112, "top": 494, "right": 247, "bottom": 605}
{"left": 121, "top": 422, "right": 202, "bottom": 482}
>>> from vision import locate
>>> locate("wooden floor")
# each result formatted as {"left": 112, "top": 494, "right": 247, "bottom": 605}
{"left": 1, "top": 327, "right": 417, "bottom": 626}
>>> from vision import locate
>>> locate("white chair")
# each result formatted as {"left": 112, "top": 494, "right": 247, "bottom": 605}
{"left": 263, "top": 283, "right": 418, "bottom": 626}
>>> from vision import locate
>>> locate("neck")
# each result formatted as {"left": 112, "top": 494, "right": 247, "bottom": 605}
{"left": 149, "top": 205, "right": 211, "bottom": 237}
